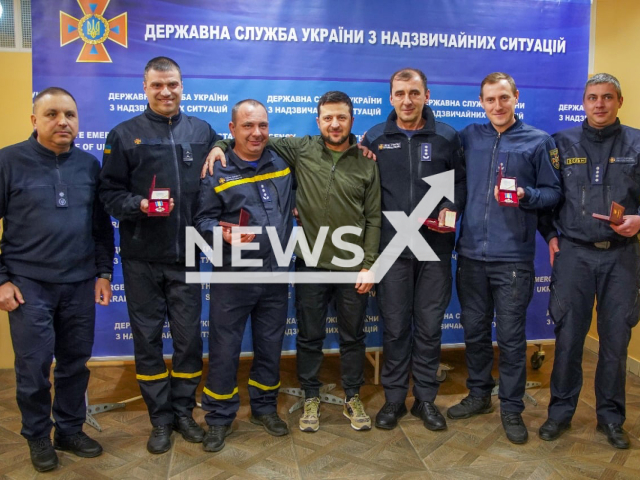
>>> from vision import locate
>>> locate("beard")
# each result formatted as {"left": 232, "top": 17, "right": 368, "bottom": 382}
{"left": 320, "top": 131, "right": 350, "bottom": 148}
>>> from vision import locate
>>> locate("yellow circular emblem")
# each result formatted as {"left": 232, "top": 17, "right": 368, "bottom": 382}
{"left": 78, "top": 14, "right": 110, "bottom": 45}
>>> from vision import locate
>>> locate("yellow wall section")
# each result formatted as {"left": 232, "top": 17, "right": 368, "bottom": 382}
{"left": 0, "top": 52, "right": 32, "bottom": 368}
{"left": 1, "top": 1, "right": 640, "bottom": 367}
{"left": 590, "top": 0, "right": 640, "bottom": 363}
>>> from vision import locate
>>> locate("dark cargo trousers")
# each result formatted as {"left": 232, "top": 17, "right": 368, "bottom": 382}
{"left": 122, "top": 259, "right": 203, "bottom": 426}
{"left": 547, "top": 237, "right": 640, "bottom": 425}
{"left": 456, "top": 256, "right": 534, "bottom": 413}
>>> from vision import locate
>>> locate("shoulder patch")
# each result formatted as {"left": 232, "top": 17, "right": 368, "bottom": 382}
{"left": 549, "top": 148, "right": 559, "bottom": 169}
{"left": 566, "top": 157, "right": 587, "bottom": 165}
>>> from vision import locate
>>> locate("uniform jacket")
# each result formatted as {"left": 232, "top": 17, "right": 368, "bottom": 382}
{"left": 0, "top": 134, "right": 114, "bottom": 284}
{"left": 362, "top": 106, "right": 466, "bottom": 257}
{"left": 538, "top": 119, "right": 640, "bottom": 244}
{"left": 457, "top": 117, "right": 562, "bottom": 262}
{"left": 194, "top": 145, "right": 294, "bottom": 272}
{"left": 100, "top": 106, "right": 219, "bottom": 263}
{"left": 217, "top": 135, "right": 381, "bottom": 271}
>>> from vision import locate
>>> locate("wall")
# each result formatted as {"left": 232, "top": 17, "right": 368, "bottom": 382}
{"left": 588, "top": 0, "right": 640, "bottom": 372}
{"left": 0, "top": 52, "right": 32, "bottom": 368}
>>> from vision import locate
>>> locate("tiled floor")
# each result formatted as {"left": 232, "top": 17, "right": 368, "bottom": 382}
{"left": 0, "top": 345, "right": 639, "bottom": 479}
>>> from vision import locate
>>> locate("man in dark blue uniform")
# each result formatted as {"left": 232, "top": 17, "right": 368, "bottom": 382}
{"left": 449, "top": 73, "right": 562, "bottom": 444}
{"left": 100, "top": 57, "right": 220, "bottom": 454}
{"left": 361, "top": 68, "right": 466, "bottom": 431}
{"left": 538, "top": 73, "right": 640, "bottom": 449}
{"left": 0, "top": 87, "right": 114, "bottom": 472}
{"left": 195, "top": 99, "right": 293, "bottom": 452}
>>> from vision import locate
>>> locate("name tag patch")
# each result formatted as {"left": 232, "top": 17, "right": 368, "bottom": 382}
{"left": 379, "top": 143, "right": 401, "bottom": 150}
{"left": 610, "top": 157, "right": 637, "bottom": 164}
{"left": 566, "top": 157, "right": 587, "bottom": 165}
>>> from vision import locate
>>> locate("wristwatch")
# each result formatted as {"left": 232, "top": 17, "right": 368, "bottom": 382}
{"left": 97, "top": 272, "right": 113, "bottom": 282}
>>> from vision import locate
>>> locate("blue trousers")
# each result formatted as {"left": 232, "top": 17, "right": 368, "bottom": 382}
{"left": 8, "top": 275, "right": 95, "bottom": 440}
{"left": 547, "top": 237, "right": 640, "bottom": 425}
{"left": 202, "top": 283, "right": 288, "bottom": 425}
{"left": 456, "top": 256, "right": 534, "bottom": 413}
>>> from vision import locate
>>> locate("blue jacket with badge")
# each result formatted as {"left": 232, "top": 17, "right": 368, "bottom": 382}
{"left": 457, "top": 117, "right": 562, "bottom": 262}
{"left": 100, "top": 106, "right": 219, "bottom": 264}
{"left": 538, "top": 119, "right": 640, "bottom": 244}
{"left": 194, "top": 144, "right": 294, "bottom": 272}
{"left": 362, "top": 106, "right": 466, "bottom": 257}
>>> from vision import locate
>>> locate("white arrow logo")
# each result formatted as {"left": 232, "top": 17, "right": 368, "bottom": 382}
{"left": 186, "top": 170, "right": 455, "bottom": 284}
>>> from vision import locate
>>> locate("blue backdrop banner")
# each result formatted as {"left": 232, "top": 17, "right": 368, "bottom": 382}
{"left": 31, "top": 0, "right": 590, "bottom": 358}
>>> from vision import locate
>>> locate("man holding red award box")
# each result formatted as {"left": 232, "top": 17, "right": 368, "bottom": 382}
{"left": 450, "top": 72, "right": 562, "bottom": 445}
{"left": 100, "top": 57, "right": 220, "bottom": 454}
{"left": 195, "top": 99, "right": 294, "bottom": 452}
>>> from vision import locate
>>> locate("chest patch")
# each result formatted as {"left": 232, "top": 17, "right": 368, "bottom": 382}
{"left": 379, "top": 142, "right": 401, "bottom": 150}
{"left": 565, "top": 157, "right": 587, "bottom": 165}
{"left": 219, "top": 174, "right": 243, "bottom": 184}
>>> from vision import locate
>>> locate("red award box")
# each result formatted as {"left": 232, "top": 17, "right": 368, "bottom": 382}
{"left": 148, "top": 175, "right": 171, "bottom": 217}
{"left": 498, "top": 165, "right": 519, "bottom": 207}
{"left": 592, "top": 201, "right": 624, "bottom": 226}
{"left": 424, "top": 210, "right": 457, "bottom": 233}
{"left": 219, "top": 208, "right": 250, "bottom": 228}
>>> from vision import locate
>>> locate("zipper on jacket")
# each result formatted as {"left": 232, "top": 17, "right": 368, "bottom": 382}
{"left": 482, "top": 132, "right": 501, "bottom": 258}
{"left": 168, "top": 117, "right": 182, "bottom": 263}
{"left": 581, "top": 185, "right": 586, "bottom": 217}
{"left": 55, "top": 156, "right": 62, "bottom": 183}
{"left": 408, "top": 136, "right": 414, "bottom": 216}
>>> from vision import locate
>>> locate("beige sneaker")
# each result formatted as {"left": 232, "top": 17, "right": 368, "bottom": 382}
{"left": 343, "top": 394, "right": 371, "bottom": 431}
{"left": 299, "top": 397, "right": 321, "bottom": 432}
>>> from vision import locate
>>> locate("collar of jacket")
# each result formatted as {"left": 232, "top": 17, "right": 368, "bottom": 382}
{"left": 482, "top": 116, "right": 522, "bottom": 136}
{"left": 226, "top": 142, "right": 275, "bottom": 171}
{"left": 316, "top": 133, "right": 360, "bottom": 155}
{"left": 384, "top": 105, "right": 436, "bottom": 135}
{"left": 144, "top": 105, "right": 182, "bottom": 125}
{"left": 581, "top": 118, "right": 621, "bottom": 143}
{"left": 28, "top": 132, "right": 76, "bottom": 159}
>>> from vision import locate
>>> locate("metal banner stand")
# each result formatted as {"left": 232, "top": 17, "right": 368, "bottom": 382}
{"left": 282, "top": 384, "right": 344, "bottom": 413}
{"left": 84, "top": 392, "right": 141, "bottom": 431}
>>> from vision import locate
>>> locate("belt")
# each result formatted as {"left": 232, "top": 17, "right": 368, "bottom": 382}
{"left": 564, "top": 236, "right": 634, "bottom": 250}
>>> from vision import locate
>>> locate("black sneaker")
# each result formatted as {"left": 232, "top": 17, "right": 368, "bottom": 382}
{"left": 53, "top": 430, "right": 103, "bottom": 458}
{"left": 147, "top": 424, "right": 173, "bottom": 454}
{"left": 538, "top": 418, "right": 571, "bottom": 441}
{"left": 501, "top": 411, "right": 528, "bottom": 444}
{"left": 447, "top": 395, "right": 493, "bottom": 419}
{"left": 596, "top": 423, "right": 630, "bottom": 449}
{"left": 411, "top": 400, "right": 447, "bottom": 431}
{"left": 375, "top": 402, "right": 408, "bottom": 430}
{"left": 174, "top": 416, "right": 205, "bottom": 443}
{"left": 203, "top": 425, "right": 232, "bottom": 452}
{"left": 27, "top": 437, "right": 58, "bottom": 472}
{"left": 250, "top": 413, "right": 289, "bottom": 436}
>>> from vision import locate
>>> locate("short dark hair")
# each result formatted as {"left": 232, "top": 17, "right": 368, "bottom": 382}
{"left": 317, "top": 91, "right": 353, "bottom": 117}
{"left": 480, "top": 72, "right": 517, "bottom": 98}
{"left": 33, "top": 87, "right": 77, "bottom": 112}
{"left": 390, "top": 68, "right": 427, "bottom": 93}
{"left": 584, "top": 73, "right": 622, "bottom": 100}
{"left": 144, "top": 56, "right": 182, "bottom": 81}
{"left": 231, "top": 99, "right": 268, "bottom": 123}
